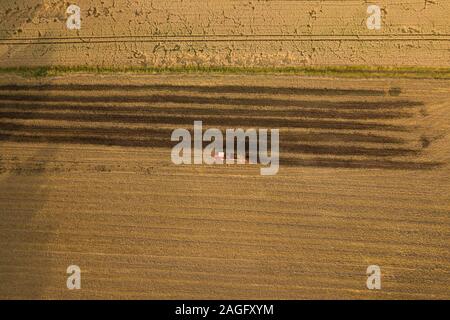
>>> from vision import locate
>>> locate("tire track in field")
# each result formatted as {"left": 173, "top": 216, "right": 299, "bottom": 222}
{"left": 0, "top": 83, "right": 442, "bottom": 170}
{"left": 2, "top": 34, "right": 449, "bottom": 45}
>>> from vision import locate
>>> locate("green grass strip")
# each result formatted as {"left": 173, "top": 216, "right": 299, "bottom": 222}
{"left": 0, "top": 65, "right": 449, "bottom": 79}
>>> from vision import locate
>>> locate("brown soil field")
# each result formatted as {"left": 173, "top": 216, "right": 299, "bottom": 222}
{"left": 0, "top": 73, "right": 449, "bottom": 299}
{"left": 0, "top": 0, "right": 449, "bottom": 68}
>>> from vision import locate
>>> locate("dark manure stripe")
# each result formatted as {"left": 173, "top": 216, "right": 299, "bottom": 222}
{"left": 0, "top": 123, "right": 407, "bottom": 145}
{"left": 0, "top": 111, "right": 409, "bottom": 131}
{"left": 281, "top": 143, "right": 419, "bottom": 157}
{"left": 0, "top": 122, "right": 173, "bottom": 137}
{"left": 281, "top": 157, "right": 443, "bottom": 170}
{"left": 0, "top": 130, "right": 421, "bottom": 158}
{"left": 283, "top": 132, "right": 406, "bottom": 144}
{"left": 0, "top": 102, "right": 414, "bottom": 120}
{"left": 0, "top": 94, "right": 423, "bottom": 110}
{"left": 0, "top": 133, "right": 170, "bottom": 148}
{"left": 0, "top": 84, "right": 393, "bottom": 97}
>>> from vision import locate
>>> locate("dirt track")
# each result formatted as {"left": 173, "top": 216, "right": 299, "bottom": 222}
{"left": 0, "top": 74, "right": 449, "bottom": 299}
{"left": 1, "top": 0, "right": 450, "bottom": 67}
